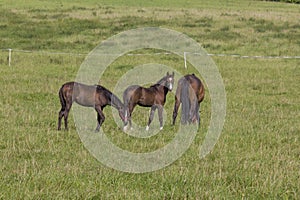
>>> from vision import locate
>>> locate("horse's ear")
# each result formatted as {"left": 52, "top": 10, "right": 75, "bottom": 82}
{"left": 166, "top": 72, "right": 169, "bottom": 76}
{"left": 172, "top": 71, "right": 174, "bottom": 76}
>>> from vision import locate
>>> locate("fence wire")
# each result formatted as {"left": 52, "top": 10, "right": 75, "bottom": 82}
{"left": 1, "top": 48, "right": 300, "bottom": 66}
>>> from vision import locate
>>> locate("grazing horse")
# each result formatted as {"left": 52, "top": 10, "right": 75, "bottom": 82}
{"left": 172, "top": 74, "right": 205, "bottom": 126}
{"left": 123, "top": 72, "right": 175, "bottom": 131}
{"left": 57, "top": 82, "right": 125, "bottom": 131}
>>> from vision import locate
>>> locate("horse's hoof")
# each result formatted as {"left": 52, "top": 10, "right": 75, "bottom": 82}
{"left": 145, "top": 126, "right": 149, "bottom": 131}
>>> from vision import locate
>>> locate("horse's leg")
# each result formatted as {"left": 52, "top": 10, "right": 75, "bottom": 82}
{"left": 172, "top": 95, "right": 181, "bottom": 125}
{"left": 58, "top": 89, "right": 66, "bottom": 130}
{"left": 63, "top": 101, "right": 73, "bottom": 131}
{"left": 96, "top": 112, "right": 101, "bottom": 131}
{"left": 123, "top": 106, "right": 129, "bottom": 131}
{"left": 95, "top": 106, "right": 105, "bottom": 132}
{"left": 123, "top": 108, "right": 129, "bottom": 131}
{"left": 58, "top": 108, "right": 64, "bottom": 130}
{"left": 99, "top": 106, "right": 106, "bottom": 128}
{"left": 146, "top": 105, "right": 157, "bottom": 131}
{"left": 123, "top": 104, "right": 133, "bottom": 131}
{"left": 127, "top": 103, "right": 136, "bottom": 130}
{"left": 172, "top": 81, "right": 182, "bottom": 125}
{"left": 157, "top": 105, "right": 164, "bottom": 130}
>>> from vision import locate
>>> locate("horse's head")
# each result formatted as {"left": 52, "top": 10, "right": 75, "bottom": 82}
{"left": 165, "top": 71, "right": 175, "bottom": 91}
{"left": 118, "top": 107, "right": 126, "bottom": 122}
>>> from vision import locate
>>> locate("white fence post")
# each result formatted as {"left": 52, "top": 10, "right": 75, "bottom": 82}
{"left": 184, "top": 52, "right": 187, "bottom": 69}
{"left": 8, "top": 49, "right": 12, "bottom": 66}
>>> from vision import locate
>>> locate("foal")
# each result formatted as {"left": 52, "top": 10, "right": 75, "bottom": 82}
{"left": 123, "top": 72, "right": 174, "bottom": 131}
{"left": 58, "top": 82, "right": 124, "bottom": 131}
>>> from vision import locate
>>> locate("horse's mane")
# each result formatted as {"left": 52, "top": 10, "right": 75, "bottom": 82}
{"left": 148, "top": 74, "right": 174, "bottom": 89}
{"left": 96, "top": 85, "right": 124, "bottom": 109}
{"left": 157, "top": 75, "right": 167, "bottom": 84}
{"left": 147, "top": 78, "right": 164, "bottom": 89}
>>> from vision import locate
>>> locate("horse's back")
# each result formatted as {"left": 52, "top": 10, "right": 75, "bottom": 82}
{"left": 123, "top": 85, "right": 157, "bottom": 106}
{"left": 61, "top": 82, "right": 97, "bottom": 106}
{"left": 124, "top": 85, "right": 141, "bottom": 93}
{"left": 61, "top": 81, "right": 92, "bottom": 94}
{"left": 61, "top": 81, "right": 75, "bottom": 90}
{"left": 123, "top": 85, "right": 141, "bottom": 100}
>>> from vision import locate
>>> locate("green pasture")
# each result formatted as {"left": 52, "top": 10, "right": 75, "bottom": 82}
{"left": 0, "top": 0, "right": 299, "bottom": 199}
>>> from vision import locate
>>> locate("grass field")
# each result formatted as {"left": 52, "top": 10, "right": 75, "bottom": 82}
{"left": 0, "top": 0, "right": 299, "bottom": 199}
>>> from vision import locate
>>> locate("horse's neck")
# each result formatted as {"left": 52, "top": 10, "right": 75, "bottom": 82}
{"left": 156, "top": 84, "right": 169, "bottom": 97}
{"left": 110, "top": 93, "right": 123, "bottom": 110}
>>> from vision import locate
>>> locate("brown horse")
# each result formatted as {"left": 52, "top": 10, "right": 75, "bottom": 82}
{"left": 123, "top": 72, "right": 174, "bottom": 131}
{"left": 172, "top": 74, "right": 205, "bottom": 126}
{"left": 58, "top": 82, "right": 125, "bottom": 131}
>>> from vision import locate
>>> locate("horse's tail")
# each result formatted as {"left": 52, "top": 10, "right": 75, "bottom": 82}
{"left": 180, "top": 79, "right": 190, "bottom": 124}
{"left": 58, "top": 85, "right": 66, "bottom": 111}
{"left": 189, "top": 91, "right": 199, "bottom": 123}
{"left": 122, "top": 85, "right": 138, "bottom": 124}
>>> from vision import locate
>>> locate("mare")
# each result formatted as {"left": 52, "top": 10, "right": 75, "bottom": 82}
{"left": 172, "top": 74, "right": 205, "bottom": 126}
{"left": 57, "top": 82, "right": 124, "bottom": 131}
{"left": 123, "top": 72, "right": 174, "bottom": 131}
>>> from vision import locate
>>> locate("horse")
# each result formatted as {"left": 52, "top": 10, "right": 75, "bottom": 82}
{"left": 172, "top": 74, "right": 205, "bottom": 126}
{"left": 57, "top": 81, "right": 125, "bottom": 132}
{"left": 123, "top": 72, "right": 175, "bottom": 131}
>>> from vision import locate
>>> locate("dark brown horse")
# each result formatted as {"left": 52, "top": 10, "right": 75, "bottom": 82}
{"left": 172, "top": 74, "right": 205, "bottom": 126}
{"left": 123, "top": 72, "right": 174, "bottom": 131}
{"left": 58, "top": 82, "right": 125, "bottom": 131}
